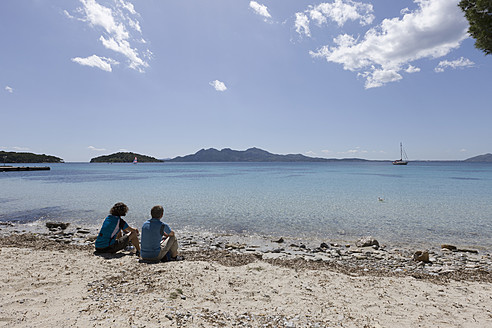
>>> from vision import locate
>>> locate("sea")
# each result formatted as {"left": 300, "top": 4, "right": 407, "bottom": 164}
{"left": 1, "top": 162, "right": 491, "bottom": 249}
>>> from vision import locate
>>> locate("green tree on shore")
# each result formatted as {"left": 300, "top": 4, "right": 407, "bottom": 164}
{"left": 90, "top": 152, "right": 162, "bottom": 163}
{"left": 459, "top": 0, "right": 492, "bottom": 55}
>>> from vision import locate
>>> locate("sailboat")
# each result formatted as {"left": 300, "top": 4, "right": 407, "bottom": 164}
{"left": 392, "top": 142, "right": 408, "bottom": 165}
{"left": 133, "top": 156, "right": 138, "bottom": 164}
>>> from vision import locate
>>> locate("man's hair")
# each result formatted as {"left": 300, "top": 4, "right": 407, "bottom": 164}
{"left": 110, "top": 202, "right": 128, "bottom": 216}
{"left": 151, "top": 205, "right": 164, "bottom": 218}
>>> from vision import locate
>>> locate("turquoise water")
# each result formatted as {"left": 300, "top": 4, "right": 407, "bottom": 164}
{"left": 1, "top": 162, "right": 491, "bottom": 248}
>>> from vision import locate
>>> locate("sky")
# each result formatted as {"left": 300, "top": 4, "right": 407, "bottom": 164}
{"left": 0, "top": 0, "right": 490, "bottom": 162}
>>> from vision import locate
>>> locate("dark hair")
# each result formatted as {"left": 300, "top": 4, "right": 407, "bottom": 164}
{"left": 151, "top": 205, "right": 164, "bottom": 218}
{"left": 110, "top": 202, "right": 128, "bottom": 216}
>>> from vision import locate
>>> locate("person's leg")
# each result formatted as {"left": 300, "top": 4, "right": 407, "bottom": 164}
{"left": 128, "top": 230, "right": 141, "bottom": 252}
{"left": 159, "top": 235, "right": 178, "bottom": 258}
{"left": 154, "top": 245, "right": 168, "bottom": 261}
{"left": 168, "top": 236, "right": 178, "bottom": 258}
{"left": 112, "top": 234, "right": 130, "bottom": 252}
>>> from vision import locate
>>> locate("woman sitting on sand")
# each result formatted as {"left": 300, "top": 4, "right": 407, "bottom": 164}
{"left": 94, "top": 202, "right": 141, "bottom": 256}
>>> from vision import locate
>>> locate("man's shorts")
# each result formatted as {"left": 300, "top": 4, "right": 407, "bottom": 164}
{"left": 95, "top": 234, "right": 130, "bottom": 253}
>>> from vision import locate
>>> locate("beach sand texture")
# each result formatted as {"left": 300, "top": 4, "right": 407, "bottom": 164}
{"left": 1, "top": 236, "right": 492, "bottom": 328}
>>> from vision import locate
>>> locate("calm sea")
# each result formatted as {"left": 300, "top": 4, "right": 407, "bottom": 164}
{"left": 1, "top": 162, "right": 491, "bottom": 249}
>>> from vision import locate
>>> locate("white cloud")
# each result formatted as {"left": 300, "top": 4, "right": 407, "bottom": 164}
{"left": 99, "top": 36, "right": 147, "bottom": 70}
{"left": 127, "top": 17, "right": 141, "bottom": 33}
{"left": 249, "top": 1, "right": 272, "bottom": 19}
{"left": 460, "top": 148, "right": 467, "bottom": 152}
{"left": 310, "top": 0, "right": 468, "bottom": 88}
{"left": 5, "top": 86, "right": 13, "bottom": 93}
{"left": 405, "top": 65, "right": 421, "bottom": 73}
{"left": 70, "top": 0, "right": 149, "bottom": 72}
{"left": 364, "top": 69, "right": 402, "bottom": 89}
{"left": 295, "top": 13, "right": 311, "bottom": 37}
{"left": 12, "top": 146, "right": 30, "bottom": 151}
{"left": 309, "top": 0, "right": 374, "bottom": 27}
{"left": 118, "top": 0, "right": 136, "bottom": 15}
{"left": 305, "top": 151, "right": 317, "bottom": 156}
{"left": 295, "top": 0, "right": 374, "bottom": 37}
{"left": 321, "top": 150, "right": 332, "bottom": 154}
{"left": 209, "top": 80, "right": 228, "bottom": 92}
{"left": 88, "top": 146, "right": 106, "bottom": 151}
{"left": 434, "top": 57, "right": 474, "bottom": 73}
{"left": 79, "top": 0, "right": 128, "bottom": 40}
{"left": 336, "top": 147, "right": 371, "bottom": 156}
{"left": 63, "top": 9, "right": 76, "bottom": 20}
{"left": 72, "top": 54, "right": 119, "bottom": 72}
{"left": 119, "top": 148, "right": 129, "bottom": 152}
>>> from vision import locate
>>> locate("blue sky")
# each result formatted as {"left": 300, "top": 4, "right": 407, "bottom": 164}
{"left": 1, "top": 0, "right": 490, "bottom": 161}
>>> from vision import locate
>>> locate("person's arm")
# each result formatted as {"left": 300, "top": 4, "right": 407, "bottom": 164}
{"left": 120, "top": 218, "right": 138, "bottom": 235}
{"left": 160, "top": 224, "right": 174, "bottom": 238}
{"left": 124, "top": 226, "right": 139, "bottom": 235}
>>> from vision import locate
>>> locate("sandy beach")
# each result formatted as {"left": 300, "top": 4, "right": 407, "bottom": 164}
{"left": 1, "top": 224, "right": 492, "bottom": 328}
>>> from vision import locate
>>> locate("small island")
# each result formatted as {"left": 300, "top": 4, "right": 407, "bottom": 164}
{"left": 0, "top": 151, "right": 63, "bottom": 163}
{"left": 90, "top": 152, "right": 163, "bottom": 163}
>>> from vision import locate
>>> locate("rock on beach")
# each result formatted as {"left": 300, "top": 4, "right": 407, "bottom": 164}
{"left": 355, "top": 236, "right": 379, "bottom": 248}
{"left": 45, "top": 221, "right": 70, "bottom": 230}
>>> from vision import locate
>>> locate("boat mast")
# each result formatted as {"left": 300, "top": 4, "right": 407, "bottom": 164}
{"left": 400, "top": 142, "right": 403, "bottom": 161}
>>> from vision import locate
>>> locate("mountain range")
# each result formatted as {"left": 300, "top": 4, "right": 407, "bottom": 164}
{"left": 167, "top": 147, "right": 368, "bottom": 162}
{"left": 463, "top": 153, "right": 492, "bottom": 163}
{"left": 2, "top": 149, "right": 492, "bottom": 163}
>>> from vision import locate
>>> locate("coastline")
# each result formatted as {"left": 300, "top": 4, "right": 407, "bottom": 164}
{"left": 1, "top": 221, "right": 492, "bottom": 327}
{"left": 3, "top": 161, "right": 492, "bottom": 252}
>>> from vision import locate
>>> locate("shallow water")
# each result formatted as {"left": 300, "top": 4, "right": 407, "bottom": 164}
{"left": 1, "top": 162, "right": 491, "bottom": 248}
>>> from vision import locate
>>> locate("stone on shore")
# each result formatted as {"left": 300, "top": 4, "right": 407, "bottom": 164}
{"left": 46, "top": 222, "right": 70, "bottom": 230}
{"left": 441, "top": 244, "right": 457, "bottom": 251}
{"left": 225, "top": 243, "right": 245, "bottom": 250}
{"left": 413, "top": 250, "right": 430, "bottom": 263}
{"left": 356, "top": 237, "right": 379, "bottom": 248}
{"left": 457, "top": 248, "right": 479, "bottom": 254}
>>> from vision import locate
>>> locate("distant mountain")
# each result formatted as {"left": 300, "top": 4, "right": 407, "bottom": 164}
{"left": 90, "top": 152, "right": 163, "bottom": 163}
{"left": 464, "top": 153, "right": 492, "bottom": 163}
{"left": 0, "top": 150, "right": 63, "bottom": 163}
{"left": 168, "top": 147, "right": 368, "bottom": 162}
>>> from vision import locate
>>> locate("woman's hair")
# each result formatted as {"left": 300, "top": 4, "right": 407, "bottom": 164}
{"left": 151, "top": 205, "right": 164, "bottom": 218}
{"left": 110, "top": 202, "right": 128, "bottom": 216}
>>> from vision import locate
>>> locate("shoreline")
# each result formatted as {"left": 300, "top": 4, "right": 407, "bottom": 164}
{"left": 3, "top": 217, "right": 492, "bottom": 252}
{"left": 1, "top": 220, "right": 491, "bottom": 282}
{"left": 1, "top": 222, "right": 492, "bottom": 327}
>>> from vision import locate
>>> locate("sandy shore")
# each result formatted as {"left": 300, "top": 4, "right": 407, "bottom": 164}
{"left": 1, "top": 230, "right": 492, "bottom": 328}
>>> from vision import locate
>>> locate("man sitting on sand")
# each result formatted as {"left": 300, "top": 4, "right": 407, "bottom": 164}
{"left": 95, "top": 202, "right": 141, "bottom": 256}
{"left": 140, "top": 205, "right": 183, "bottom": 262}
